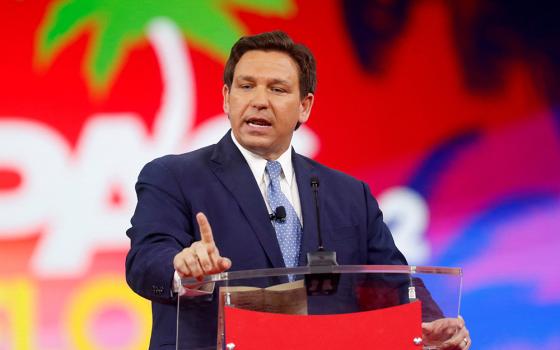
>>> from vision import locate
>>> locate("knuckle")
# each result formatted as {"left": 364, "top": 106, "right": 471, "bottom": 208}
{"left": 188, "top": 257, "right": 198, "bottom": 265}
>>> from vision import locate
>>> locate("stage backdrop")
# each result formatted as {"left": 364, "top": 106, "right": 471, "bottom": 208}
{"left": 1, "top": 0, "right": 559, "bottom": 349}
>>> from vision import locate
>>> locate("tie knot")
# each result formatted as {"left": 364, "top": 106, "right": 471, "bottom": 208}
{"left": 266, "top": 160, "right": 283, "bottom": 180}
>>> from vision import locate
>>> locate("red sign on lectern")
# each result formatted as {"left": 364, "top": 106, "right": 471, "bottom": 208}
{"left": 224, "top": 301, "right": 423, "bottom": 349}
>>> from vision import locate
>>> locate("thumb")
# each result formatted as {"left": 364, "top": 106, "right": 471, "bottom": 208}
{"left": 422, "top": 321, "right": 435, "bottom": 334}
{"left": 457, "top": 315, "right": 465, "bottom": 328}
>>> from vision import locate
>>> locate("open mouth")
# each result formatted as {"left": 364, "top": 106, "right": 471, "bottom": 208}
{"left": 246, "top": 117, "right": 272, "bottom": 128}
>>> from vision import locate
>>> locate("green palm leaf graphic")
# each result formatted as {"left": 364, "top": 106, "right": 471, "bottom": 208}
{"left": 36, "top": 0, "right": 295, "bottom": 94}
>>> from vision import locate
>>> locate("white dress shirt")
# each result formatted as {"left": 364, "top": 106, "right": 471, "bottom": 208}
{"left": 230, "top": 133, "right": 303, "bottom": 224}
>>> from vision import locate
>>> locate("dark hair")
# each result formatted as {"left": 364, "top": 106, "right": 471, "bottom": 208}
{"left": 223, "top": 31, "right": 317, "bottom": 98}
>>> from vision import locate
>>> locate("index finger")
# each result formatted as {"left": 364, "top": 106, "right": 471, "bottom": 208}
{"left": 196, "top": 212, "right": 215, "bottom": 244}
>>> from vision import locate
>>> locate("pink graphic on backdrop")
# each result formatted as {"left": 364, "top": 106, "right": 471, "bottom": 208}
{"left": 489, "top": 338, "right": 560, "bottom": 350}
{"left": 90, "top": 306, "right": 137, "bottom": 348}
{"left": 461, "top": 202, "right": 560, "bottom": 303}
{"left": 426, "top": 114, "right": 560, "bottom": 257}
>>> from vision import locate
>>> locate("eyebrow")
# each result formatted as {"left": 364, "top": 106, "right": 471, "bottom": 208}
{"left": 236, "top": 75, "right": 291, "bottom": 85}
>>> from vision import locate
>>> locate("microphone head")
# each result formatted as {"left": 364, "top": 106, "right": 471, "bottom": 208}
{"left": 310, "top": 176, "right": 319, "bottom": 187}
{"left": 275, "top": 206, "right": 287, "bottom": 220}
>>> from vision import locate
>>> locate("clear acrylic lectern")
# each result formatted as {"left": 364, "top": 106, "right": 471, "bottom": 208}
{"left": 177, "top": 265, "right": 462, "bottom": 349}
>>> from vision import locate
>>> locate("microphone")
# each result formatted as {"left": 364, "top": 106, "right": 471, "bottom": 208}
{"left": 269, "top": 206, "right": 286, "bottom": 221}
{"left": 305, "top": 176, "right": 339, "bottom": 296}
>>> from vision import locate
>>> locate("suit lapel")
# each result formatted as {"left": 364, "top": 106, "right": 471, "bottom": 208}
{"left": 209, "top": 132, "right": 286, "bottom": 268}
{"left": 293, "top": 151, "right": 320, "bottom": 265}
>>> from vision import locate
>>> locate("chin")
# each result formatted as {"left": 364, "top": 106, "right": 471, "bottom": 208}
{"left": 239, "top": 133, "right": 269, "bottom": 146}
{"left": 245, "top": 142, "right": 271, "bottom": 154}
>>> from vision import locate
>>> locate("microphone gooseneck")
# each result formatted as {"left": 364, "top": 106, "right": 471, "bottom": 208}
{"left": 306, "top": 176, "right": 339, "bottom": 296}
{"left": 310, "top": 176, "right": 324, "bottom": 251}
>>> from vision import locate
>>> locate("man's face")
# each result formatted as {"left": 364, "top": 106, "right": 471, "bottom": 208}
{"left": 223, "top": 50, "right": 314, "bottom": 160}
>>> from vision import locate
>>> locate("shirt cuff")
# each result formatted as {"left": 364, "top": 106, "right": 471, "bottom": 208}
{"left": 173, "top": 270, "right": 215, "bottom": 297}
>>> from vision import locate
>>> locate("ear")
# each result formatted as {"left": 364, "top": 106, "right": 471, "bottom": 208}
{"left": 222, "top": 84, "right": 230, "bottom": 114}
{"left": 298, "top": 93, "right": 314, "bottom": 124}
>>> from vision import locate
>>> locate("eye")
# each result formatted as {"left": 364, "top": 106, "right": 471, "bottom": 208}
{"left": 236, "top": 82, "right": 253, "bottom": 90}
{"left": 271, "top": 87, "right": 286, "bottom": 93}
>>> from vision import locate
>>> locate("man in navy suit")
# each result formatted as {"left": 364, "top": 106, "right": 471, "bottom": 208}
{"left": 126, "top": 31, "right": 471, "bottom": 349}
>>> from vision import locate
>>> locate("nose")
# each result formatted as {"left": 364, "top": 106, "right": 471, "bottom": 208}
{"left": 251, "top": 86, "right": 269, "bottom": 110}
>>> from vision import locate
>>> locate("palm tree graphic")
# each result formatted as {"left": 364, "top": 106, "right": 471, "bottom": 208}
{"left": 36, "top": 0, "right": 295, "bottom": 93}
{"left": 0, "top": 0, "right": 318, "bottom": 276}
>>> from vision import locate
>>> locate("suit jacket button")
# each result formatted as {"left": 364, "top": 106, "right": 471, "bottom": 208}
{"left": 152, "top": 285, "right": 161, "bottom": 295}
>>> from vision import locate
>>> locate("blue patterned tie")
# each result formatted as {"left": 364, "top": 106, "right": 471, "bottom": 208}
{"left": 266, "top": 160, "right": 302, "bottom": 269}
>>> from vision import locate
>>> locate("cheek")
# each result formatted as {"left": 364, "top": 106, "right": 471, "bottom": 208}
{"left": 227, "top": 103, "right": 242, "bottom": 119}
{"left": 230, "top": 97, "right": 249, "bottom": 115}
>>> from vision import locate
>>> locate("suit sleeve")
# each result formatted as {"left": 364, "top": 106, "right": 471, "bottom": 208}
{"left": 362, "top": 182, "right": 408, "bottom": 266}
{"left": 125, "top": 159, "right": 195, "bottom": 302}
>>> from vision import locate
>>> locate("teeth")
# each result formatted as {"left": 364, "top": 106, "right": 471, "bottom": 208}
{"left": 248, "top": 120, "right": 270, "bottom": 126}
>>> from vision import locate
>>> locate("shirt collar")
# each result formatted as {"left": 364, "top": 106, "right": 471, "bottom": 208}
{"left": 231, "top": 132, "right": 294, "bottom": 185}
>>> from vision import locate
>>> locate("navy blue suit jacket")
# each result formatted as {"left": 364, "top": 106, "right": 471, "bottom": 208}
{"left": 125, "top": 131, "right": 407, "bottom": 349}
